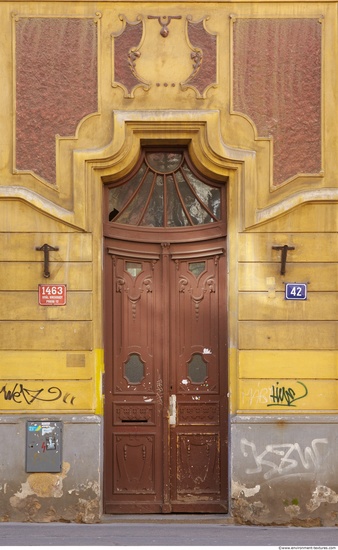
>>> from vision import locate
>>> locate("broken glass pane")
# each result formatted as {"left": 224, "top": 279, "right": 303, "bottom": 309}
{"left": 117, "top": 171, "right": 154, "bottom": 225}
{"left": 108, "top": 164, "right": 147, "bottom": 222}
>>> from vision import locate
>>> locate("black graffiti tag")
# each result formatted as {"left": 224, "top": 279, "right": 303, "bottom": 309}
{"left": 0, "top": 383, "right": 75, "bottom": 405}
{"left": 268, "top": 381, "right": 308, "bottom": 407}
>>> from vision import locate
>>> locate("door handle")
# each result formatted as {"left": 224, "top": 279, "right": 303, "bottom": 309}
{"left": 169, "top": 394, "right": 176, "bottom": 425}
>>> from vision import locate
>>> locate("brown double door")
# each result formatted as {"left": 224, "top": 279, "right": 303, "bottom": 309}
{"left": 104, "top": 236, "right": 228, "bottom": 513}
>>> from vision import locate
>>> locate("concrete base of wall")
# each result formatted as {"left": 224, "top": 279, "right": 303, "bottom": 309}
{"left": 2, "top": 413, "right": 338, "bottom": 525}
{"left": 0, "top": 414, "right": 102, "bottom": 523}
{"left": 231, "top": 415, "right": 338, "bottom": 526}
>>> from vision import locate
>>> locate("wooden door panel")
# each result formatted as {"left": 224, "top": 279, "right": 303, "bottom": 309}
{"left": 113, "top": 402, "right": 156, "bottom": 425}
{"left": 104, "top": 244, "right": 164, "bottom": 512}
{"left": 169, "top": 244, "right": 227, "bottom": 512}
{"left": 178, "top": 401, "right": 219, "bottom": 425}
{"left": 113, "top": 256, "right": 158, "bottom": 394}
{"left": 114, "top": 434, "right": 156, "bottom": 493}
{"left": 104, "top": 239, "right": 227, "bottom": 513}
{"left": 172, "top": 254, "right": 222, "bottom": 394}
{"left": 175, "top": 433, "right": 220, "bottom": 496}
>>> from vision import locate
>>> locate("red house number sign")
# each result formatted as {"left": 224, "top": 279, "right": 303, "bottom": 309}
{"left": 38, "top": 284, "right": 67, "bottom": 306}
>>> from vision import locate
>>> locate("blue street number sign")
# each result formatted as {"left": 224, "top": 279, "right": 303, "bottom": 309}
{"left": 285, "top": 283, "right": 307, "bottom": 300}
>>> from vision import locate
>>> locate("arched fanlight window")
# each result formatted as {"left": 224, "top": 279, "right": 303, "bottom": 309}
{"left": 107, "top": 149, "right": 223, "bottom": 228}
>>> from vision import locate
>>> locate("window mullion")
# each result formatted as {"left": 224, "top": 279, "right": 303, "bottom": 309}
{"left": 173, "top": 170, "right": 194, "bottom": 225}
{"left": 138, "top": 171, "right": 158, "bottom": 226}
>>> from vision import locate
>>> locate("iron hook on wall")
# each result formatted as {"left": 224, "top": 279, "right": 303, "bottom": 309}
{"left": 272, "top": 244, "right": 295, "bottom": 275}
{"left": 35, "top": 243, "right": 59, "bottom": 278}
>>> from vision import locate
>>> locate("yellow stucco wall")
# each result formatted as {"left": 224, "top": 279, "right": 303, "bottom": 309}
{"left": 0, "top": 1, "right": 336, "bottom": 416}
{"left": 236, "top": 213, "right": 338, "bottom": 412}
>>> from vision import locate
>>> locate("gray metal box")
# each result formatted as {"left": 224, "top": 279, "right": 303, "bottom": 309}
{"left": 26, "top": 421, "right": 62, "bottom": 472}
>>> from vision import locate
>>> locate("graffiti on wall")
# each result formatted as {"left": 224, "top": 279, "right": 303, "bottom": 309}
{"left": 0, "top": 383, "right": 76, "bottom": 405}
{"left": 240, "top": 438, "right": 329, "bottom": 480}
{"left": 268, "top": 381, "right": 308, "bottom": 407}
{"left": 241, "top": 387, "right": 270, "bottom": 407}
{"left": 241, "top": 380, "right": 309, "bottom": 408}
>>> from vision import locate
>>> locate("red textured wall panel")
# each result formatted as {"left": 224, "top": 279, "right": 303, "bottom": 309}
{"left": 16, "top": 17, "right": 98, "bottom": 184}
{"left": 183, "top": 18, "right": 217, "bottom": 96}
{"left": 113, "top": 20, "right": 144, "bottom": 96}
{"left": 233, "top": 18, "right": 321, "bottom": 186}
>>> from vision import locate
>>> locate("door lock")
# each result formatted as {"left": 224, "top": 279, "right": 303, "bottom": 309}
{"left": 169, "top": 394, "right": 176, "bottom": 426}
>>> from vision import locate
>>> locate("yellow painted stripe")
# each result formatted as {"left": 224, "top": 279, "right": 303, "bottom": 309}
{"left": 0, "top": 379, "right": 94, "bottom": 411}
{"left": 94, "top": 348, "right": 105, "bottom": 415}
{"left": 228, "top": 347, "right": 238, "bottom": 415}
{"left": 250, "top": 204, "right": 338, "bottom": 233}
{"left": 238, "top": 263, "right": 338, "bottom": 292}
{"left": 239, "top": 292, "right": 338, "bottom": 321}
{"left": 239, "top": 321, "right": 338, "bottom": 350}
{"left": 238, "top": 379, "right": 338, "bottom": 411}
{"left": 0, "top": 351, "right": 94, "bottom": 379}
{"left": 0, "top": 233, "right": 92, "bottom": 262}
{"left": 238, "top": 233, "right": 338, "bottom": 262}
{"left": 0, "top": 321, "right": 92, "bottom": 350}
{"left": 0, "top": 292, "right": 92, "bottom": 321}
{"left": 239, "top": 350, "right": 338, "bottom": 379}
{"left": 0, "top": 265, "right": 93, "bottom": 291}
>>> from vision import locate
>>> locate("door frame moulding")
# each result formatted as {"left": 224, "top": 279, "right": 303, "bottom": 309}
{"left": 85, "top": 110, "right": 243, "bottom": 417}
{"left": 86, "top": 110, "right": 244, "bottom": 365}
{"left": 76, "top": 109, "right": 257, "bottom": 231}
{"left": 89, "top": 110, "right": 243, "bottom": 513}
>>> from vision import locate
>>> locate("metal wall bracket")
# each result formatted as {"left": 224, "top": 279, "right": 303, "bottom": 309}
{"left": 272, "top": 244, "right": 295, "bottom": 275}
{"left": 35, "top": 243, "right": 59, "bottom": 278}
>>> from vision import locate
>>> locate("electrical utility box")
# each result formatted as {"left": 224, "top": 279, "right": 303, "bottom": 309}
{"left": 26, "top": 421, "right": 62, "bottom": 473}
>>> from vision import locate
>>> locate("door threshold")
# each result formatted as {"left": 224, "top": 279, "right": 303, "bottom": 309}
{"left": 100, "top": 514, "right": 234, "bottom": 524}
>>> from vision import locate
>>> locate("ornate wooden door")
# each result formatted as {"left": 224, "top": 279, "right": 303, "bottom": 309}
{"left": 168, "top": 241, "right": 227, "bottom": 512}
{"left": 103, "top": 148, "right": 228, "bottom": 513}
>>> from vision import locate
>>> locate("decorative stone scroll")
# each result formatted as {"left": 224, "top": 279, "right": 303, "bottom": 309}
{"left": 112, "top": 16, "right": 150, "bottom": 98}
{"left": 181, "top": 16, "right": 217, "bottom": 98}
{"left": 112, "top": 15, "right": 217, "bottom": 98}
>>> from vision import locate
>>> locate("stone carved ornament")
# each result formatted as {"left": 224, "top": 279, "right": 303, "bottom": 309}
{"left": 112, "top": 14, "right": 217, "bottom": 98}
